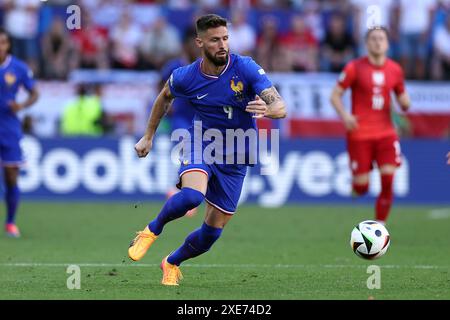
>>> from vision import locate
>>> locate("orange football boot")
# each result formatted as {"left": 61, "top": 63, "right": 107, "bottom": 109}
{"left": 160, "top": 256, "right": 183, "bottom": 286}
{"left": 128, "top": 226, "right": 158, "bottom": 261}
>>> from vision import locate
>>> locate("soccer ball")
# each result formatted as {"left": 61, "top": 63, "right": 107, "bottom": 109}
{"left": 350, "top": 220, "right": 390, "bottom": 260}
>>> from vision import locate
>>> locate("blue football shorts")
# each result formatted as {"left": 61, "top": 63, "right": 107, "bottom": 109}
{"left": 177, "top": 158, "right": 247, "bottom": 215}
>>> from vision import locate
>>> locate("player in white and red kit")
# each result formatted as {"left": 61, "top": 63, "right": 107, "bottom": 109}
{"left": 330, "top": 26, "right": 411, "bottom": 224}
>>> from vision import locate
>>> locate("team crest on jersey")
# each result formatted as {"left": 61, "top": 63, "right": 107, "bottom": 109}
{"left": 230, "top": 77, "right": 244, "bottom": 101}
{"left": 372, "top": 71, "right": 385, "bottom": 86}
{"left": 4, "top": 72, "right": 16, "bottom": 86}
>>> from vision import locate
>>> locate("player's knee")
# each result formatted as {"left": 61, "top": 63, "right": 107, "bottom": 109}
{"left": 380, "top": 165, "right": 397, "bottom": 176}
{"left": 352, "top": 182, "right": 369, "bottom": 196}
{"left": 4, "top": 168, "right": 19, "bottom": 187}
{"left": 181, "top": 187, "right": 204, "bottom": 209}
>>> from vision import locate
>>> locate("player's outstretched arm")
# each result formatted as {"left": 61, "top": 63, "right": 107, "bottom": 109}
{"left": 246, "top": 86, "right": 286, "bottom": 119}
{"left": 330, "top": 85, "right": 358, "bottom": 131}
{"left": 135, "top": 81, "right": 174, "bottom": 158}
{"left": 396, "top": 92, "right": 411, "bottom": 112}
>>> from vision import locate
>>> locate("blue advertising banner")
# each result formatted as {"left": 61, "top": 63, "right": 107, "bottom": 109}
{"left": 16, "top": 136, "right": 449, "bottom": 205}
{"left": 243, "top": 138, "right": 449, "bottom": 206}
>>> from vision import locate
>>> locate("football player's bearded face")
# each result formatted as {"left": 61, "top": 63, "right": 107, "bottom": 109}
{"left": 0, "top": 34, "right": 10, "bottom": 59}
{"left": 366, "top": 30, "right": 389, "bottom": 57}
{"left": 197, "top": 26, "right": 229, "bottom": 66}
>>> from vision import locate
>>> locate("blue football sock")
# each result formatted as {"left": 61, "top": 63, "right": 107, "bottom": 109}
{"left": 148, "top": 187, "right": 204, "bottom": 235}
{"left": 167, "top": 222, "right": 223, "bottom": 266}
{"left": 5, "top": 185, "right": 19, "bottom": 225}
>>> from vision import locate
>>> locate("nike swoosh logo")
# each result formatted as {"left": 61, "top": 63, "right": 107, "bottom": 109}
{"left": 197, "top": 93, "right": 208, "bottom": 99}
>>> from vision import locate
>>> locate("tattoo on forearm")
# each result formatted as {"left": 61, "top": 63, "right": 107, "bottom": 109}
{"left": 260, "top": 86, "right": 282, "bottom": 105}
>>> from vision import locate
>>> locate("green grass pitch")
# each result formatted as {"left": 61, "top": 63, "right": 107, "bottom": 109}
{"left": 0, "top": 202, "right": 449, "bottom": 300}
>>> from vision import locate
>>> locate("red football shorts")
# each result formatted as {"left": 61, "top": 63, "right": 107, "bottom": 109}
{"left": 347, "top": 135, "right": 402, "bottom": 175}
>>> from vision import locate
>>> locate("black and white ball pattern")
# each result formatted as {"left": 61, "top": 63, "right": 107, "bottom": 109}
{"left": 350, "top": 220, "right": 390, "bottom": 260}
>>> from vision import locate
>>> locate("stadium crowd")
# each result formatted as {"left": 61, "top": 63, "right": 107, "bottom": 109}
{"left": 0, "top": 0, "right": 449, "bottom": 80}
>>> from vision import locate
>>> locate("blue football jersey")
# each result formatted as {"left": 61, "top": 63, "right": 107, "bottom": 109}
{"left": 0, "top": 55, "right": 36, "bottom": 138}
{"left": 168, "top": 54, "right": 273, "bottom": 164}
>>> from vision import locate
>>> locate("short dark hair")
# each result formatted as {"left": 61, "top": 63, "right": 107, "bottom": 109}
{"left": 196, "top": 14, "right": 228, "bottom": 34}
{"left": 365, "top": 26, "right": 389, "bottom": 41}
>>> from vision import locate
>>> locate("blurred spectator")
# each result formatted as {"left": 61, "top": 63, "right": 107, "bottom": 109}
{"left": 281, "top": 14, "right": 319, "bottom": 72}
{"left": 320, "top": 12, "right": 355, "bottom": 72}
{"left": 3, "top": 0, "right": 41, "bottom": 74}
{"left": 160, "top": 29, "right": 199, "bottom": 79}
{"left": 71, "top": 10, "right": 109, "bottom": 69}
{"left": 321, "top": 0, "right": 353, "bottom": 16}
{"left": 2, "top": 0, "right": 449, "bottom": 79}
{"left": 228, "top": 11, "right": 256, "bottom": 56}
{"left": 51, "top": 0, "right": 76, "bottom": 4}
{"left": 433, "top": 14, "right": 450, "bottom": 80}
{"left": 79, "top": 0, "right": 103, "bottom": 11}
{"left": 255, "top": 16, "right": 291, "bottom": 71}
{"left": 255, "top": 0, "right": 280, "bottom": 9}
{"left": 139, "top": 16, "right": 181, "bottom": 70}
{"left": 80, "top": 0, "right": 125, "bottom": 29}
{"left": 167, "top": 0, "right": 192, "bottom": 9}
{"left": 434, "top": 0, "right": 450, "bottom": 25}
{"left": 227, "top": 0, "right": 254, "bottom": 11}
{"left": 41, "top": 18, "right": 71, "bottom": 79}
{"left": 110, "top": 10, "right": 142, "bottom": 69}
{"left": 197, "top": 0, "right": 224, "bottom": 10}
{"left": 303, "top": 0, "right": 325, "bottom": 43}
{"left": 350, "top": 0, "right": 394, "bottom": 56}
{"left": 61, "top": 84, "right": 112, "bottom": 136}
{"left": 393, "top": 0, "right": 437, "bottom": 79}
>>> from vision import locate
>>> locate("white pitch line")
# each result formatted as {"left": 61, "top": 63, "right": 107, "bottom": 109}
{"left": 0, "top": 263, "right": 447, "bottom": 270}
{"left": 428, "top": 208, "right": 450, "bottom": 220}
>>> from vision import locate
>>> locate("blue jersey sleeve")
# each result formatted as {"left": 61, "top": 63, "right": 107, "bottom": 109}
{"left": 20, "top": 63, "right": 36, "bottom": 92}
{"left": 242, "top": 57, "right": 272, "bottom": 96}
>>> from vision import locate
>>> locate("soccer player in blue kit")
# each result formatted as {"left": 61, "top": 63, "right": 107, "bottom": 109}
{"left": 128, "top": 14, "right": 286, "bottom": 285}
{"left": 0, "top": 28, "right": 39, "bottom": 237}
